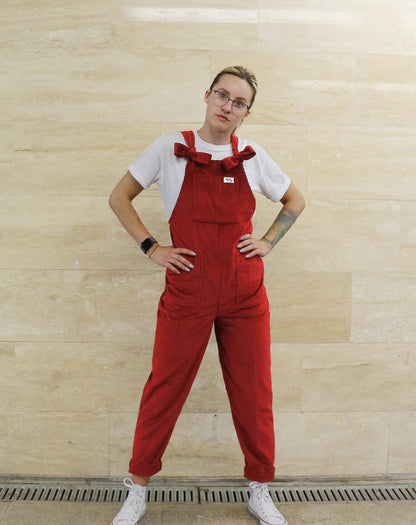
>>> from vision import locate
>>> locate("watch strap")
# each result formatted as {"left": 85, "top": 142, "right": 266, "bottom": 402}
{"left": 140, "top": 236, "right": 158, "bottom": 254}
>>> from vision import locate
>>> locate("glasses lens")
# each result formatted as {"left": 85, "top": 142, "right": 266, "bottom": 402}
{"left": 213, "top": 91, "right": 227, "bottom": 105}
{"left": 232, "top": 101, "right": 246, "bottom": 113}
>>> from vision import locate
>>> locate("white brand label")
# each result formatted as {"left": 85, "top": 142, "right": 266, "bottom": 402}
{"left": 223, "top": 177, "right": 234, "bottom": 183}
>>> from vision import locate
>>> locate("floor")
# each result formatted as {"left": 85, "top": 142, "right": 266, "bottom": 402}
{"left": 1, "top": 500, "right": 416, "bottom": 525}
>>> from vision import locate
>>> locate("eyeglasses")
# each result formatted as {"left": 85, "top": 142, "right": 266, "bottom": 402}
{"left": 210, "top": 90, "right": 251, "bottom": 113}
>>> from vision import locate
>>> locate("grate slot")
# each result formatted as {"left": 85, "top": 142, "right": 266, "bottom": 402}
{"left": 405, "top": 487, "right": 416, "bottom": 500}
{"left": 378, "top": 487, "right": 392, "bottom": 501}
{"left": 359, "top": 488, "right": 370, "bottom": 501}
{"left": 21, "top": 488, "right": 30, "bottom": 501}
{"left": 372, "top": 488, "right": 385, "bottom": 501}
{"left": 385, "top": 488, "right": 399, "bottom": 501}
{"left": 323, "top": 489, "right": 334, "bottom": 502}
{"left": 310, "top": 489, "right": 322, "bottom": 502}
{"left": 335, "top": 489, "right": 348, "bottom": 503}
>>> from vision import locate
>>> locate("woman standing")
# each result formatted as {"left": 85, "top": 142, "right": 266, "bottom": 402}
{"left": 109, "top": 66, "right": 305, "bottom": 525}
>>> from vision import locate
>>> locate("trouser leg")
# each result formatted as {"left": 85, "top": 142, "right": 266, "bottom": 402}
{"left": 129, "top": 307, "right": 214, "bottom": 477}
{"left": 215, "top": 307, "right": 275, "bottom": 483}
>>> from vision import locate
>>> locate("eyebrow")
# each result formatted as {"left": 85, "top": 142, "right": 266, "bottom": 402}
{"left": 216, "top": 87, "right": 249, "bottom": 103}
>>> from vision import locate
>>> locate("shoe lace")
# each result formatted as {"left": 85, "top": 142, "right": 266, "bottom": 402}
{"left": 254, "top": 483, "right": 281, "bottom": 517}
{"left": 121, "top": 478, "right": 146, "bottom": 511}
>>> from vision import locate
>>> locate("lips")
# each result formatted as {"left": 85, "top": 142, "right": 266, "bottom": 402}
{"left": 217, "top": 114, "right": 229, "bottom": 122}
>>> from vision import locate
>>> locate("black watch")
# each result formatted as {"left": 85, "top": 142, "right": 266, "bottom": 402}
{"left": 140, "top": 237, "right": 158, "bottom": 255}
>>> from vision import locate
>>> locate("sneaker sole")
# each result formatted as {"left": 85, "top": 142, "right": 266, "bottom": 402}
{"left": 111, "top": 510, "right": 146, "bottom": 525}
{"left": 249, "top": 506, "right": 288, "bottom": 525}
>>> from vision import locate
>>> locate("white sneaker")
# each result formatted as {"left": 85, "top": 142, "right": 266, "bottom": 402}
{"left": 111, "top": 478, "right": 147, "bottom": 525}
{"left": 248, "top": 482, "right": 288, "bottom": 525}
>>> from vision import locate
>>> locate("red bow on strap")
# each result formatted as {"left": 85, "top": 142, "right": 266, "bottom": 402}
{"left": 222, "top": 146, "right": 256, "bottom": 171}
{"left": 174, "top": 143, "right": 212, "bottom": 165}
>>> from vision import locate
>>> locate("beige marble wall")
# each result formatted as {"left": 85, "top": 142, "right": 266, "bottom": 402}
{"left": 1, "top": 0, "right": 415, "bottom": 480}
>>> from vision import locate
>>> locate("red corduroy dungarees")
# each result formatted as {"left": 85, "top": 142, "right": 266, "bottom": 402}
{"left": 129, "top": 131, "right": 275, "bottom": 482}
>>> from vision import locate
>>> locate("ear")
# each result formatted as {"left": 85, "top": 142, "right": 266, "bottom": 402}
{"left": 204, "top": 90, "right": 210, "bottom": 103}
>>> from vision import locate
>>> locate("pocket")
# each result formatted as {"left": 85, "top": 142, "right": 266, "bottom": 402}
{"left": 235, "top": 254, "right": 264, "bottom": 303}
{"left": 192, "top": 171, "right": 240, "bottom": 224}
{"left": 161, "top": 258, "right": 203, "bottom": 313}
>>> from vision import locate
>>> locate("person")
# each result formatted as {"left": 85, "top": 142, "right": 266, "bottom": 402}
{"left": 109, "top": 65, "right": 305, "bottom": 525}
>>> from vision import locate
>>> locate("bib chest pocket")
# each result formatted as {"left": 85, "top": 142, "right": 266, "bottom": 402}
{"left": 191, "top": 166, "right": 240, "bottom": 224}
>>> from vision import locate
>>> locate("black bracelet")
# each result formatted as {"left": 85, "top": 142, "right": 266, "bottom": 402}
{"left": 140, "top": 237, "right": 158, "bottom": 254}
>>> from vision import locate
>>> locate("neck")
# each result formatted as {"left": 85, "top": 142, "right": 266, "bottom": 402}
{"left": 197, "top": 124, "right": 232, "bottom": 145}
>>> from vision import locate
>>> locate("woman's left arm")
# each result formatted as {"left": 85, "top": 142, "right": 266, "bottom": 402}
{"left": 237, "top": 182, "right": 305, "bottom": 258}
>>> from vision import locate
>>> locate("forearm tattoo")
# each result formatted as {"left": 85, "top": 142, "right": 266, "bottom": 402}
{"left": 261, "top": 208, "right": 299, "bottom": 249}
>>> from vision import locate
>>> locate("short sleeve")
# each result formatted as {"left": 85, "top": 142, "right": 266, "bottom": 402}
{"left": 244, "top": 140, "right": 291, "bottom": 202}
{"left": 128, "top": 139, "right": 162, "bottom": 189}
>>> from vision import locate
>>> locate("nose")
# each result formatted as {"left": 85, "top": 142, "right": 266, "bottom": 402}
{"left": 222, "top": 99, "right": 233, "bottom": 111}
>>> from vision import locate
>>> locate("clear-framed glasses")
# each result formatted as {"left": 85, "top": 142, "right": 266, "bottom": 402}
{"left": 210, "top": 90, "right": 251, "bottom": 113}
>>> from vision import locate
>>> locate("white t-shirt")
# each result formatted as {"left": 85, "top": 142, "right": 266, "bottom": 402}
{"left": 128, "top": 131, "right": 291, "bottom": 218}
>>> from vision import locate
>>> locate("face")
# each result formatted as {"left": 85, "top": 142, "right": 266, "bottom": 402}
{"left": 204, "top": 74, "right": 253, "bottom": 133}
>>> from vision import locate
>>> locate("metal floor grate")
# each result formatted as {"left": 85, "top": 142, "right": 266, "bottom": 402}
{"left": 0, "top": 484, "right": 198, "bottom": 504}
{"left": 1, "top": 480, "right": 416, "bottom": 504}
{"left": 200, "top": 485, "right": 416, "bottom": 504}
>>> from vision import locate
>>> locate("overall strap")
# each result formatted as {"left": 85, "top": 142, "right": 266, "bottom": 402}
{"left": 222, "top": 135, "right": 256, "bottom": 172}
{"left": 231, "top": 134, "right": 240, "bottom": 155}
{"left": 181, "top": 130, "right": 195, "bottom": 148}
{"left": 174, "top": 131, "right": 211, "bottom": 166}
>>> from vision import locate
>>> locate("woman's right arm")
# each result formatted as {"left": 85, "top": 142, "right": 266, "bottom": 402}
{"left": 109, "top": 171, "right": 196, "bottom": 274}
